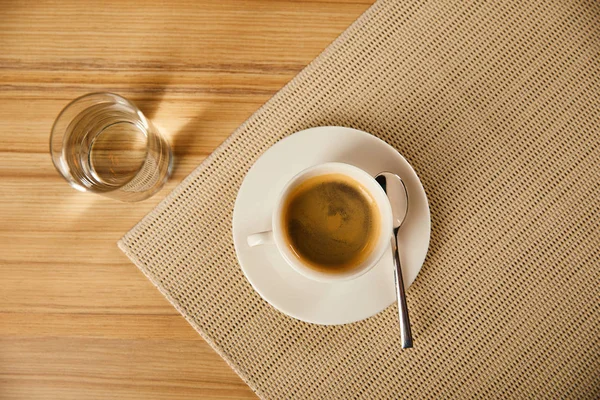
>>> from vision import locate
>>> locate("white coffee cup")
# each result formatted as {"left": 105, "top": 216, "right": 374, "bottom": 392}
{"left": 247, "top": 162, "right": 392, "bottom": 283}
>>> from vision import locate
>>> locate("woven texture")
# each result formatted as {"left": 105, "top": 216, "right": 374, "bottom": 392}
{"left": 119, "top": 1, "right": 600, "bottom": 398}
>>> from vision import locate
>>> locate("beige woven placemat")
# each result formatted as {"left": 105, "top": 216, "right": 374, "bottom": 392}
{"left": 119, "top": 0, "right": 600, "bottom": 398}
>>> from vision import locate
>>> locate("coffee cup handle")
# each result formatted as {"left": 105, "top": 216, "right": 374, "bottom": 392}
{"left": 247, "top": 231, "right": 274, "bottom": 247}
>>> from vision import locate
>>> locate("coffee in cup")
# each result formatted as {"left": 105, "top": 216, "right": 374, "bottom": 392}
{"left": 247, "top": 162, "right": 392, "bottom": 283}
{"left": 281, "top": 173, "right": 381, "bottom": 274}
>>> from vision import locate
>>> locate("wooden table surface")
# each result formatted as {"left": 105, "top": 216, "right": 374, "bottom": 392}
{"left": 0, "top": 1, "right": 374, "bottom": 398}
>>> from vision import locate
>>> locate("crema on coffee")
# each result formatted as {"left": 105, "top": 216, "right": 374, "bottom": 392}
{"left": 281, "top": 173, "right": 381, "bottom": 273}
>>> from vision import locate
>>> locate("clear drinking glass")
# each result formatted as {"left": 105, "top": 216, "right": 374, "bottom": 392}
{"left": 50, "top": 93, "right": 172, "bottom": 202}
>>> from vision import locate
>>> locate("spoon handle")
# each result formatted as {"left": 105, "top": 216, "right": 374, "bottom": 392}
{"left": 392, "top": 235, "right": 413, "bottom": 348}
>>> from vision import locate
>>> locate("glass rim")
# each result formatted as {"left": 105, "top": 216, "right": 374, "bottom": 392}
{"left": 49, "top": 92, "right": 156, "bottom": 194}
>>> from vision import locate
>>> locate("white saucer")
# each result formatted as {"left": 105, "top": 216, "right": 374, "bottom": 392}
{"left": 232, "top": 127, "right": 430, "bottom": 325}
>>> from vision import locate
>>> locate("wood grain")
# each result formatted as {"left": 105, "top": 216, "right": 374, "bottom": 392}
{"left": 0, "top": 1, "right": 374, "bottom": 398}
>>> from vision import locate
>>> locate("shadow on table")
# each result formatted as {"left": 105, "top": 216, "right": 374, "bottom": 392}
{"left": 134, "top": 75, "right": 222, "bottom": 175}
{"left": 168, "top": 112, "right": 214, "bottom": 174}
{"left": 135, "top": 74, "right": 172, "bottom": 120}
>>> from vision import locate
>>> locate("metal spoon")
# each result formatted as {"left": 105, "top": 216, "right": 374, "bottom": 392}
{"left": 376, "top": 172, "right": 413, "bottom": 348}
